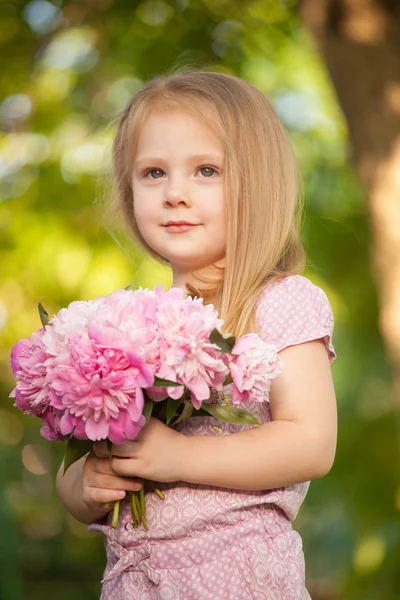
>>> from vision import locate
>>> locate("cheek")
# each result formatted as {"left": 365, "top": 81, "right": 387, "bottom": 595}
{"left": 199, "top": 183, "right": 224, "bottom": 215}
{"left": 133, "top": 201, "right": 145, "bottom": 227}
{"left": 207, "top": 196, "right": 226, "bottom": 230}
{"left": 133, "top": 202, "right": 163, "bottom": 253}
{"left": 133, "top": 210, "right": 152, "bottom": 250}
{"left": 133, "top": 195, "right": 157, "bottom": 230}
{"left": 214, "top": 203, "right": 227, "bottom": 249}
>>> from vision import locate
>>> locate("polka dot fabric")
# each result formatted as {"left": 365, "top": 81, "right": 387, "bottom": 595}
{"left": 255, "top": 275, "right": 336, "bottom": 362}
{"left": 88, "top": 275, "right": 336, "bottom": 599}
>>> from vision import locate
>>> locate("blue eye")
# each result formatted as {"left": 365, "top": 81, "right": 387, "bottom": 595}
{"left": 145, "top": 169, "right": 164, "bottom": 179}
{"left": 199, "top": 167, "right": 216, "bottom": 177}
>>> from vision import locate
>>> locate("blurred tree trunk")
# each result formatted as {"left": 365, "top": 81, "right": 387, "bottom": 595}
{"left": 299, "top": 0, "right": 400, "bottom": 401}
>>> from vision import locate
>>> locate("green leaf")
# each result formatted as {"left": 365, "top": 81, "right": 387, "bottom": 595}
{"left": 210, "top": 329, "right": 236, "bottom": 354}
{"left": 200, "top": 403, "right": 260, "bottom": 426}
{"left": 143, "top": 397, "right": 154, "bottom": 425}
{"left": 223, "top": 374, "right": 233, "bottom": 386}
{"left": 63, "top": 438, "right": 93, "bottom": 475}
{"left": 124, "top": 283, "right": 134, "bottom": 291}
{"left": 166, "top": 397, "right": 183, "bottom": 425}
{"left": 151, "top": 400, "right": 167, "bottom": 422}
{"left": 171, "top": 400, "right": 194, "bottom": 425}
{"left": 106, "top": 438, "right": 113, "bottom": 457}
{"left": 153, "top": 376, "right": 182, "bottom": 388}
{"left": 38, "top": 300, "right": 49, "bottom": 328}
{"left": 192, "top": 408, "right": 209, "bottom": 417}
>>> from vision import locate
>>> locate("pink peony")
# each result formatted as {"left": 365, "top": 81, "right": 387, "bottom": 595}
{"left": 41, "top": 297, "right": 105, "bottom": 356}
{"left": 39, "top": 287, "right": 168, "bottom": 444}
{"left": 46, "top": 334, "right": 154, "bottom": 445}
{"left": 11, "top": 285, "right": 281, "bottom": 447}
{"left": 154, "top": 296, "right": 228, "bottom": 409}
{"left": 9, "top": 330, "right": 67, "bottom": 441}
{"left": 40, "top": 407, "right": 66, "bottom": 441}
{"left": 228, "top": 334, "right": 281, "bottom": 405}
{"left": 9, "top": 329, "right": 52, "bottom": 417}
{"left": 11, "top": 289, "right": 166, "bottom": 445}
{"left": 42, "top": 288, "right": 161, "bottom": 370}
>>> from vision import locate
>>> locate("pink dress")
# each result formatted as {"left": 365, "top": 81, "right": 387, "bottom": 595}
{"left": 89, "top": 275, "right": 337, "bottom": 599}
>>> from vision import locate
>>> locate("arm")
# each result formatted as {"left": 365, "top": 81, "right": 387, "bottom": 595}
{"left": 179, "top": 338, "right": 337, "bottom": 490}
{"left": 56, "top": 452, "right": 142, "bottom": 524}
{"left": 109, "top": 338, "right": 337, "bottom": 491}
{"left": 56, "top": 455, "right": 109, "bottom": 524}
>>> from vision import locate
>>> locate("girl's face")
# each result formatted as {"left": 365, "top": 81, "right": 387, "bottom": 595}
{"left": 131, "top": 109, "right": 226, "bottom": 289}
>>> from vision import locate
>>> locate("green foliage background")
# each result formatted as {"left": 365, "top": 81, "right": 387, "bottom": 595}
{"left": 0, "top": 1, "right": 398, "bottom": 599}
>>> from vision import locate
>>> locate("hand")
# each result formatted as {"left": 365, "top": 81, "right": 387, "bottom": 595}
{"left": 93, "top": 417, "right": 187, "bottom": 484}
{"left": 82, "top": 450, "right": 143, "bottom": 511}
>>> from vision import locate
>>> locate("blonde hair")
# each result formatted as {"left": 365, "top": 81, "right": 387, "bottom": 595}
{"left": 107, "top": 68, "right": 306, "bottom": 337}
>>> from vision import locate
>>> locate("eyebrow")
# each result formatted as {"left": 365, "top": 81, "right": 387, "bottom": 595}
{"left": 134, "top": 154, "right": 224, "bottom": 167}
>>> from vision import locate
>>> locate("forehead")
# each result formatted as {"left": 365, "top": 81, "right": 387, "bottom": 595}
{"left": 134, "top": 104, "right": 224, "bottom": 155}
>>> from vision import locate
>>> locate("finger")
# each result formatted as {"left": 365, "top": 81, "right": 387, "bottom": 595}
{"left": 85, "top": 454, "right": 115, "bottom": 475}
{"left": 110, "top": 457, "right": 138, "bottom": 476}
{"left": 86, "top": 472, "right": 143, "bottom": 492}
{"left": 84, "top": 455, "right": 143, "bottom": 484}
{"left": 111, "top": 442, "right": 140, "bottom": 458}
{"left": 83, "top": 487, "right": 126, "bottom": 509}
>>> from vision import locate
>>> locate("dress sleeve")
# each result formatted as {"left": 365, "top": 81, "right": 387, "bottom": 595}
{"left": 255, "top": 275, "right": 337, "bottom": 364}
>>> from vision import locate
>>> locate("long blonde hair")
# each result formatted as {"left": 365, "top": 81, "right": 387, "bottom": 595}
{"left": 107, "top": 68, "right": 306, "bottom": 337}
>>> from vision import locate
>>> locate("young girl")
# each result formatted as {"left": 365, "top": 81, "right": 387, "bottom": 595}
{"left": 56, "top": 70, "right": 337, "bottom": 600}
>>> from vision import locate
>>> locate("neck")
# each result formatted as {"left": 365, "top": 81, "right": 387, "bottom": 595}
{"left": 171, "top": 262, "right": 224, "bottom": 295}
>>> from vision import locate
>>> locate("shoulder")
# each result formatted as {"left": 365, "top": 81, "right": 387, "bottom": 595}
{"left": 255, "top": 275, "right": 330, "bottom": 319}
{"left": 255, "top": 275, "right": 336, "bottom": 363}
{"left": 257, "top": 274, "right": 326, "bottom": 304}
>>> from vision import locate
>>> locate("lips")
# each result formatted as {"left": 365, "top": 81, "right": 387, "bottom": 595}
{"left": 163, "top": 221, "right": 199, "bottom": 233}
{"left": 164, "top": 221, "right": 197, "bottom": 226}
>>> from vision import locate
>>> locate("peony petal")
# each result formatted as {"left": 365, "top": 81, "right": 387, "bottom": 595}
{"left": 108, "top": 419, "right": 126, "bottom": 445}
{"left": 122, "top": 412, "right": 145, "bottom": 441}
{"left": 127, "top": 386, "right": 145, "bottom": 422}
{"left": 60, "top": 411, "right": 75, "bottom": 436}
{"left": 231, "top": 386, "right": 245, "bottom": 405}
{"left": 85, "top": 416, "right": 109, "bottom": 441}
{"left": 136, "top": 365, "right": 154, "bottom": 389}
{"left": 40, "top": 410, "right": 65, "bottom": 441}
{"left": 10, "top": 338, "right": 31, "bottom": 377}
{"left": 146, "top": 386, "right": 168, "bottom": 402}
{"left": 74, "top": 419, "right": 87, "bottom": 440}
{"left": 108, "top": 413, "right": 145, "bottom": 445}
{"left": 231, "top": 333, "right": 258, "bottom": 355}
{"left": 188, "top": 378, "right": 210, "bottom": 402}
{"left": 190, "top": 392, "right": 202, "bottom": 410}
{"left": 167, "top": 385, "right": 184, "bottom": 400}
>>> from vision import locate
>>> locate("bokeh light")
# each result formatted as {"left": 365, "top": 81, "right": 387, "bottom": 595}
{"left": 1, "top": 1, "right": 398, "bottom": 598}
{"left": 22, "top": 444, "right": 49, "bottom": 476}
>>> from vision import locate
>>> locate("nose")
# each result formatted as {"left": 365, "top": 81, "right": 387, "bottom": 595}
{"left": 163, "top": 177, "right": 191, "bottom": 208}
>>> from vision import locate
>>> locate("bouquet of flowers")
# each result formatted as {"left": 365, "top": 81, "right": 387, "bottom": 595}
{"left": 9, "top": 285, "right": 281, "bottom": 528}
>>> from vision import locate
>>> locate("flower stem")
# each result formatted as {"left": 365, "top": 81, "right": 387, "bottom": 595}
{"left": 111, "top": 499, "right": 120, "bottom": 528}
{"left": 129, "top": 491, "right": 139, "bottom": 528}
{"left": 140, "top": 482, "right": 145, "bottom": 515}
{"left": 137, "top": 487, "right": 148, "bottom": 529}
{"left": 150, "top": 481, "right": 165, "bottom": 500}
